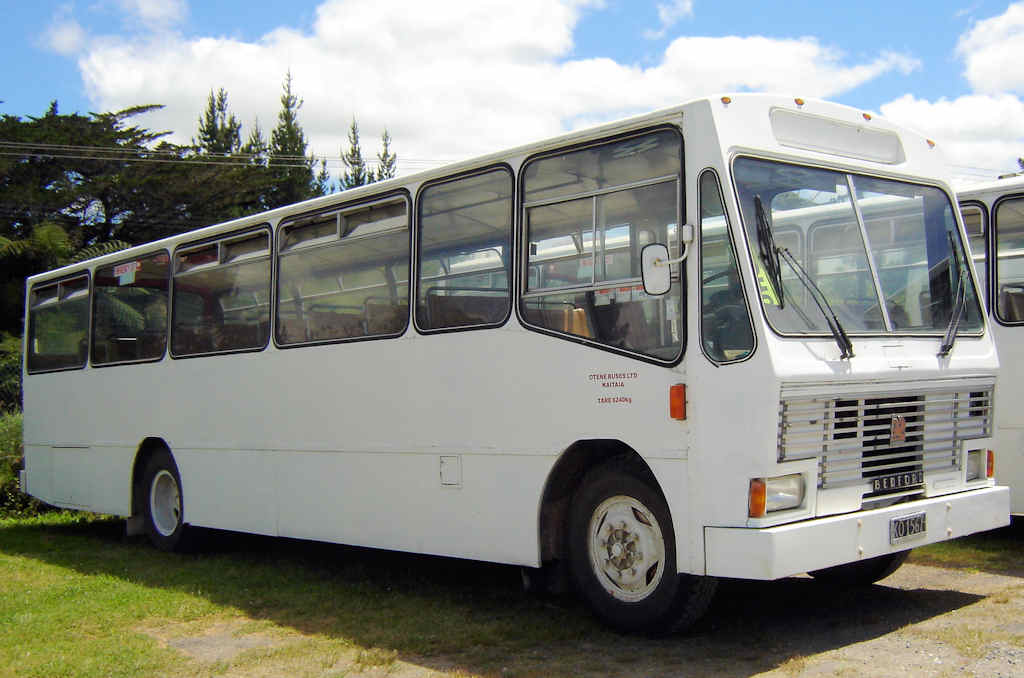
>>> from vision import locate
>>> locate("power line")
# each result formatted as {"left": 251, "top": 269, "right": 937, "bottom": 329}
{"left": 0, "top": 140, "right": 447, "bottom": 171}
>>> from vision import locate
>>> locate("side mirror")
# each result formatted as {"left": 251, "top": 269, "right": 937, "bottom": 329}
{"left": 641, "top": 243, "right": 672, "bottom": 296}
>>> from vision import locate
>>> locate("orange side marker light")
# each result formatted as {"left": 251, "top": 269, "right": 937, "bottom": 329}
{"left": 670, "top": 383, "right": 686, "bottom": 420}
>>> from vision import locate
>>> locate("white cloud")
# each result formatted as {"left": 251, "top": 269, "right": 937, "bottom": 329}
{"left": 956, "top": 1, "right": 1024, "bottom": 93}
{"left": 74, "top": 0, "right": 920, "bottom": 176}
{"left": 881, "top": 94, "right": 1024, "bottom": 179}
{"left": 876, "top": 3, "right": 1024, "bottom": 181}
{"left": 644, "top": 0, "right": 694, "bottom": 40}
{"left": 44, "top": 19, "right": 87, "bottom": 56}
{"left": 41, "top": 5, "right": 87, "bottom": 56}
{"left": 117, "top": 0, "right": 187, "bottom": 31}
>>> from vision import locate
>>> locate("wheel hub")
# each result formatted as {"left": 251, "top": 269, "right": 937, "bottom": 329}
{"left": 588, "top": 495, "right": 666, "bottom": 602}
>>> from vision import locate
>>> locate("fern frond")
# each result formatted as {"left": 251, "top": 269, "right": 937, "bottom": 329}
{"left": 69, "top": 240, "right": 133, "bottom": 264}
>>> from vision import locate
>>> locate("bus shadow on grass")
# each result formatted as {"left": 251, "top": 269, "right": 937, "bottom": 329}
{"left": 1, "top": 515, "right": 991, "bottom": 678}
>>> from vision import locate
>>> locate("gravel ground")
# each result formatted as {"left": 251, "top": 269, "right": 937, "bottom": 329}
{"left": 152, "top": 560, "right": 1024, "bottom": 678}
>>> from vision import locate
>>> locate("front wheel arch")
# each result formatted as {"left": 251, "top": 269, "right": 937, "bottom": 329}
{"left": 568, "top": 457, "right": 716, "bottom": 633}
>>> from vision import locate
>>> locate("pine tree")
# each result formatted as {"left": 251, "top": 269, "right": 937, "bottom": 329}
{"left": 268, "top": 71, "right": 316, "bottom": 208}
{"left": 195, "top": 88, "right": 241, "bottom": 155}
{"left": 375, "top": 129, "right": 397, "bottom": 181}
{"left": 243, "top": 117, "right": 269, "bottom": 167}
{"left": 313, "top": 156, "right": 332, "bottom": 196}
{"left": 341, "top": 118, "right": 368, "bottom": 190}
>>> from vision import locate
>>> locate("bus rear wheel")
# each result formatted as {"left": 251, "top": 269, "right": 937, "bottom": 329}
{"left": 140, "top": 449, "right": 195, "bottom": 552}
{"left": 808, "top": 550, "right": 910, "bottom": 586}
{"left": 568, "top": 460, "right": 716, "bottom": 634}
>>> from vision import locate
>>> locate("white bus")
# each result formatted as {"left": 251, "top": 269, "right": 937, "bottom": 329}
{"left": 21, "top": 94, "right": 1009, "bottom": 633}
{"left": 957, "top": 175, "right": 1024, "bottom": 514}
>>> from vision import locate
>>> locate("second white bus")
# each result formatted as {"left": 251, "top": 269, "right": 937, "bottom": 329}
{"left": 958, "top": 175, "right": 1024, "bottom": 514}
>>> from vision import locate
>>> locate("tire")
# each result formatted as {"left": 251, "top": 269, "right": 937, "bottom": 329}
{"left": 808, "top": 550, "right": 910, "bottom": 587}
{"left": 140, "top": 449, "right": 195, "bottom": 552}
{"left": 568, "top": 459, "right": 716, "bottom": 634}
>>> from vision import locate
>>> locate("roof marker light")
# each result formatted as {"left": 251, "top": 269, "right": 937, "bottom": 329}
{"left": 862, "top": 112, "right": 873, "bottom": 121}
{"left": 927, "top": 139, "right": 936, "bottom": 148}
{"left": 721, "top": 96, "right": 732, "bottom": 105}
{"left": 794, "top": 98, "right": 805, "bottom": 106}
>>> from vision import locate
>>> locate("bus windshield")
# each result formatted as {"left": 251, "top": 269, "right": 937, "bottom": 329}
{"left": 733, "top": 157, "right": 983, "bottom": 338}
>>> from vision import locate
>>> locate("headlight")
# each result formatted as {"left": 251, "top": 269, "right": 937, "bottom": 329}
{"left": 749, "top": 473, "right": 805, "bottom": 518}
{"left": 966, "top": 449, "right": 983, "bottom": 481}
{"left": 966, "top": 449, "right": 994, "bottom": 481}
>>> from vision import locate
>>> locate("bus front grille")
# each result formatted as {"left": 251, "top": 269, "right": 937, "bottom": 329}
{"left": 778, "top": 387, "right": 992, "bottom": 495}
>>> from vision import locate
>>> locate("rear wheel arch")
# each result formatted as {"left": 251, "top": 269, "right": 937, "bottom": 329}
{"left": 131, "top": 437, "right": 172, "bottom": 517}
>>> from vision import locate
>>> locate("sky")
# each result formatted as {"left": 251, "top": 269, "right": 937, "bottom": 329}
{"left": 2, "top": 0, "right": 1024, "bottom": 184}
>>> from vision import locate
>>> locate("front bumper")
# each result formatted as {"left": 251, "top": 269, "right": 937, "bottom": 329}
{"left": 704, "top": 486, "right": 1009, "bottom": 580}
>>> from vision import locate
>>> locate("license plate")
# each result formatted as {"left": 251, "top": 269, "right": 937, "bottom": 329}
{"left": 890, "top": 512, "right": 927, "bottom": 545}
{"left": 872, "top": 469, "right": 923, "bottom": 493}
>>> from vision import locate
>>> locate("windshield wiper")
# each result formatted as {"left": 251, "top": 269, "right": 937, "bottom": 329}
{"left": 938, "top": 232, "right": 968, "bottom": 357}
{"left": 754, "top": 195, "right": 853, "bottom": 358}
{"left": 777, "top": 247, "right": 855, "bottom": 359}
{"left": 754, "top": 196, "right": 785, "bottom": 308}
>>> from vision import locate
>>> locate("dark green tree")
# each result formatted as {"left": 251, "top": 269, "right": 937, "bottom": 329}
{"left": 375, "top": 129, "right": 397, "bottom": 181}
{"left": 195, "top": 88, "right": 242, "bottom": 155}
{"left": 0, "top": 101, "right": 273, "bottom": 334}
{"left": 267, "top": 71, "right": 317, "bottom": 208}
{"left": 313, "top": 156, "right": 332, "bottom": 195}
{"left": 341, "top": 118, "right": 368, "bottom": 190}
{"left": 243, "top": 117, "right": 270, "bottom": 167}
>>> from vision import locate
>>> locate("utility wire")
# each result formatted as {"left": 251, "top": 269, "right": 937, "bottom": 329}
{"left": 0, "top": 140, "right": 447, "bottom": 170}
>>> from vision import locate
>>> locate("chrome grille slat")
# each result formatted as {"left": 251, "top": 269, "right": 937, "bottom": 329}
{"left": 780, "top": 386, "right": 992, "bottom": 495}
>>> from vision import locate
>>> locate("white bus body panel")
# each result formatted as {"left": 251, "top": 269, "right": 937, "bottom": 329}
{"left": 23, "top": 325, "right": 689, "bottom": 567}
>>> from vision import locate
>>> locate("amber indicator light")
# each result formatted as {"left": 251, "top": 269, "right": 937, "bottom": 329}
{"left": 669, "top": 384, "right": 686, "bottom": 420}
{"left": 748, "top": 479, "right": 767, "bottom": 518}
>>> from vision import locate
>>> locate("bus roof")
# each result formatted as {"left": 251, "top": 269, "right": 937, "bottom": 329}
{"left": 955, "top": 174, "right": 1024, "bottom": 199}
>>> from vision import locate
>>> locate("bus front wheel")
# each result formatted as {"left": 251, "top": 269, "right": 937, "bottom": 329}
{"left": 140, "top": 449, "right": 195, "bottom": 552}
{"left": 568, "top": 460, "right": 716, "bottom": 634}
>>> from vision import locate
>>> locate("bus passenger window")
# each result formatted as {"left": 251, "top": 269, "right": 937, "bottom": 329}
{"left": 26, "top": 275, "right": 91, "bottom": 372}
{"left": 172, "top": 230, "right": 271, "bottom": 357}
{"left": 276, "top": 197, "right": 409, "bottom": 345}
{"left": 995, "top": 197, "right": 1024, "bottom": 323}
{"left": 92, "top": 252, "right": 170, "bottom": 365}
{"left": 417, "top": 168, "right": 512, "bottom": 331}
{"left": 520, "top": 130, "right": 684, "bottom": 362}
{"left": 699, "top": 171, "right": 754, "bottom": 362}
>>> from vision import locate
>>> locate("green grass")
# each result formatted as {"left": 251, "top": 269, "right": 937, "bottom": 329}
{"left": 0, "top": 512, "right": 604, "bottom": 678}
{"left": 908, "top": 519, "right": 1024, "bottom": 575}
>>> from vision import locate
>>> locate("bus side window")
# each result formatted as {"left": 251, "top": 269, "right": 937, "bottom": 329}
{"left": 416, "top": 167, "right": 513, "bottom": 331}
{"left": 995, "top": 197, "right": 1024, "bottom": 323}
{"left": 26, "top": 275, "right": 91, "bottom": 372}
{"left": 92, "top": 252, "right": 170, "bottom": 365}
{"left": 699, "top": 170, "right": 754, "bottom": 363}
{"left": 276, "top": 197, "right": 410, "bottom": 345}
{"left": 172, "top": 230, "right": 271, "bottom": 357}
{"left": 520, "top": 129, "right": 684, "bottom": 362}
